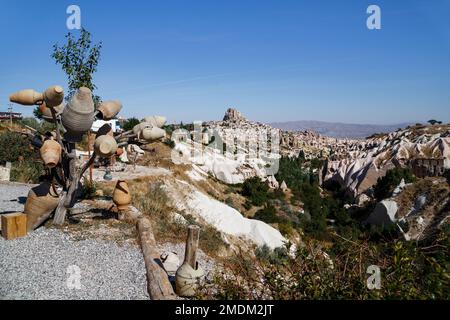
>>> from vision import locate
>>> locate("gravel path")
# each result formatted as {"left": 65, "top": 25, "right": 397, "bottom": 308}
{"left": 0, "top": 228, "right": 149, "bottom": 300}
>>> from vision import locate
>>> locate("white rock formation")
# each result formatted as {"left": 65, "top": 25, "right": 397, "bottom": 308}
{"left": 186, "top": 189, "right": 286, "bottom": 249}
{"left": 166, "top": 180, "right": 286, "bottom": 249}
{"left": 366, "top": 200, "right": 399, "bottom": 226}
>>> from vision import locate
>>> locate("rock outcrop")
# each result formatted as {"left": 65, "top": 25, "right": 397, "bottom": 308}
{"left": 366, "top": 200, "right": 399, "bottom": 227}
{"left": 223, "top": 108, "right": 246, "bottom": 122}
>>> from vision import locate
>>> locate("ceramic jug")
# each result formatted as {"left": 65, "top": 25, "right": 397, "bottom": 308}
{"left": 113, "top": 180, "right": 131, "bottom": 211}
{"left": 141, "top": 126, "right": 166, "bottom": 142}
{"left": 24, "top": 182, "right": 60, "bottom": 231}
{"left": 94, "top": 135, "right": 118, "bottom": 158}
{"left": 97, "top": 100, "right": 122, "bottom": 120}
{"left": 144, "top": 115, "right": 167, "bottom": 128}
{"left": 9, "top": 89, "right": 44, "bottom": 106}
{"left": 175, "top": 262, "right": 205, "bottom": 297}
{"left": 40, "top": 139, "right": 62, "bottom": 168}
{"left": 43, "top": 85, "right": 64, "bottom": 108}
{"left": 132, "top": 122, "right": 151, "bottom": 135}
{"left": 61, "top": 87, "right": 95, "bottom": 142}
{"left": 40, "top": 102, "right": 64, "bottom": 123}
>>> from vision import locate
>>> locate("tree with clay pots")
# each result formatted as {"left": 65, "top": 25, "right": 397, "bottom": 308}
{"left": 9, "top": 85, "right": 167, "bottom": 228}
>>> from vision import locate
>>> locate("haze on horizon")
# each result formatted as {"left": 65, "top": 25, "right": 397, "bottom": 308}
{"left": 0, "top": 0, "right": 449, "bottom": 125}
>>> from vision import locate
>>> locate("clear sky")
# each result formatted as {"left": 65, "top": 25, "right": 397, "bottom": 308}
{"left": 0, "top": 0, "right": 449, "bottom": 124}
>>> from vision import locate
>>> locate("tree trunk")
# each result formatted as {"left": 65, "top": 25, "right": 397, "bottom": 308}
{"left": 136, "top": 217, "right": 176, "bottom": 300}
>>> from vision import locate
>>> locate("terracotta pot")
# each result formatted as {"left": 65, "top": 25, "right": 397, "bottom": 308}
{"left": 175, "top": 263, "right": 205, "bottom": 297}
{"left": 43, "top": 85, "right": 64, "bottom": 107}
{"left": 9, "top": 89, "right": 44, "bottom": 105}
{"left": 141, "top": 126, "right": 166, "bottom": 142}
{"left": 95, "top": 123, "right": 114, "bottom": 138}
{"left": 116, "top": 147, "right": 124, "bottom": 156}
{"left": 40, "top": 139, "right": 62, "bottom": 168}
{"left": 132, "top": 122, "right": 152, "bottom": 135}
{"left": 40, "top": 102, "right": 64, "bottom": 123}
{"left": 24, "top": 182, "right": 60, "bottom": 231}
{"left": 61, "top": 87, "right": 95, "bottom": 142}
{"left": 94, "top": 135, "right": 118, "bottom": 158}
{"left": 113, "top": 180, "right": 131, "bottom": 211}
{"left": 144, "top": 115, "right": 167, "bottom": 128}
{"left": 97, "top": 100, "right": 122, "bottom": 120}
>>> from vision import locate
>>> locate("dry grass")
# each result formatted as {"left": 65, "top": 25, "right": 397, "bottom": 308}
{"left": 396, "top": 177, "right": 450, "bottom": 219}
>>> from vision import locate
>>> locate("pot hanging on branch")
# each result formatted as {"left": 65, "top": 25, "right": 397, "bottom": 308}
{"left": 97, "top": 100, "right": 122, "bottom": 121}
{"left": 9, "top": 89, "right": 44, "bottom": 105}
{"left": 43, "top": 85, "right": 64, "bottom": 108}
{"left": 39, "top": 102, "right": 64, "bottom": 123}
{"left": 141, "top": 126, "right": 166, "bottom": 142}
{"left": 61, "top": 87, "right": 95, "bottom": 142}
{"left": 40, "top": 139, "right": 62, "bottom": 168}
{"left": 94, "top": 135, "right": 118, "bottom": 158}
{"left": 143, "top": 115, "right": 167, "bottom": 128}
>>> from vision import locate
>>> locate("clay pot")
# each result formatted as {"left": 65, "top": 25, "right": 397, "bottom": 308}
{"left": 95, "top": 123, "right": 114, "bottom": 138}
{"left": 40, "top": 139, "right": 62, "bottom": 168}
{"left": 175, "top": 263, "right": 205, "bottom": 297}
{"left": 43, "top": 85, "right": 64, "bottom": 107}
{"left": 116, "top": 147, "right": 124, "bottom": 156}
{"left": 94, "top": 135, "right": 118, "bottom": 158}
{"left": 40, "top": 102, "right": 64, "bottom": 123}
{"left": 113, "top": 180, "right": 131, "bottom": 211}
{"left": 61, "top": 87, "right": 95, "bottom": 142}
{"left": 144, "top": 116, "right": 167, "bottom": 128}
{"left": 132, "top": 122, "right": 152, "bottom": 135}
{"left": 141, "top": 126, "right": 166, "bottom": 142}
{"left": 97, "top": 100, "right": 122, "bottom": 120}
{"left": 9, "top": 89, "right": 44, "bottom": 105}
{"left": 24, "top": 182, "right": 60, "bottom": 231}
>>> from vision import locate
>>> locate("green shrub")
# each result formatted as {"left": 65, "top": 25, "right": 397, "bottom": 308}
{"left": 241, "top": 176, "right": 269, "bottom": 206}
{"left": 122, "top": 117, "right": 140, "bottom": 131}
{"left": 253, "top": 203, "right": 281, "bottom": 224}
{"left": 163, "top": 138, "right": 175, "bottom": 149}
{"left": 10, "top": 160, "right": 44, "bottom": 184}
{"left": 0, "top": 131, "right": 34, "bottom": 163}
{"left": 81, "top": 178, "right": 97, "bottom": 199}
{"left": 374, "top": 168, "right": 416, "bottom": 201}
{"left": 199, "top": 227, "right": 450, "bottom": 300}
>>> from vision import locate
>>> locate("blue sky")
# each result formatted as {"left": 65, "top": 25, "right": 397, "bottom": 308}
{"left": 0, "top": 0, "right": 449, "bottom": 124}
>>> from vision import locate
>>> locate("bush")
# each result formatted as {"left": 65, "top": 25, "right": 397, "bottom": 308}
{"left": 241, "top": 177, "right": 269, "bottom": 206}
{"left": 20, "top": 117, "right": 40, "bottom": 130}
{"left": 0, "top": 131, "right": 34, "bottom": 163}
{"left": 163, "top": 138, "right": 175, "bottom": 149}
{"left": 373, "top": 168, "right": 416, "bottom": 201}
{"left": 81, "top": 178, "right": 97, "bottom": 199}
{"left": 253, "top": 203, "right": 281, "bottom": 224}
{"left": 199, "top": 227, "right": 450, "bottom": 300}
{"left": 122, "top": 117, "right": 140, "bottom": 131}
{"left": 10, "top": 160, "right": 44, "bottom": 184}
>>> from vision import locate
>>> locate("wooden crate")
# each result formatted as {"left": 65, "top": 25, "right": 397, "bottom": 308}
{"left": 1, "top": 213, "right": 27, "bottom": 240}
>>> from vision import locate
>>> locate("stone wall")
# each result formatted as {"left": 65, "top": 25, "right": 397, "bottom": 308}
{"left": 410, "top": 158, "right": 445, "bottom": 178}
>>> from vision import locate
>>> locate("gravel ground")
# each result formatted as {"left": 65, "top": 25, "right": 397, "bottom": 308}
{"left": 0, "top": 228, "right": 149, "bottom": 300}
{"left": 0, "top": 182, "right": 217, "bottom": 300}
{"left": 0, "top": 182, "right": 31, "bottom": 213}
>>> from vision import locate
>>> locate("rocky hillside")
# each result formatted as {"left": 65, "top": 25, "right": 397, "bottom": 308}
{"left": 270, "top": 120, "right": 412, "bottom": 139}
{"left": 322, "top": 124, "right": 450, "bottom": 198}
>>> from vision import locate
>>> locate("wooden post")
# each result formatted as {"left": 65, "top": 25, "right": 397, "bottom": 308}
{"left": 1, "top": 213, "right": 27, "bottom": 240}
{"left": 87, "top": 132, "right": 93, "bottom": 183}
{"left": 183, "top": 225, "right": 200, "bottom": 269}
{"left": 136, "top": 217, "right": 176, "bottom": 300}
